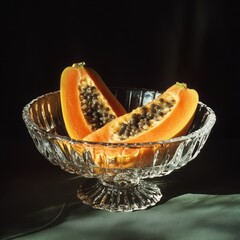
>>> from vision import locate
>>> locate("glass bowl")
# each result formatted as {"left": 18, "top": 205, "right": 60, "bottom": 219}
{"left": 22, "top": 87, "right": 216, "bottom": 212}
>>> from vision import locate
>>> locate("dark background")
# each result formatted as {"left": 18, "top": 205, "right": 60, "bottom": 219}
{"left": 2, "top": 0, "right": 239, "bottom": 140}
{"left": 1, "top": 0, "right": 239, "bottom": 236}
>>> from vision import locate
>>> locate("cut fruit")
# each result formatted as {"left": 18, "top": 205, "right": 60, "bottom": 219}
{"left": 83, "top": 82, "right": 199, "bottom": 168}
{"left": 60, "top": 62, "right": 126, "bottom": 140}
{"left": 83, "top": 82, "right": 199, "bottom": 143}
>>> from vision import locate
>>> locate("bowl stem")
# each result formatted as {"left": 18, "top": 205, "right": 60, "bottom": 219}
{"left": 77, "top": 178, "right": 162, "bottom": 212}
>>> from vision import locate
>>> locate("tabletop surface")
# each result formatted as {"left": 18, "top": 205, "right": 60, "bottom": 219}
{"left": 5, "top": 193, "right": 240, "bottom": 240}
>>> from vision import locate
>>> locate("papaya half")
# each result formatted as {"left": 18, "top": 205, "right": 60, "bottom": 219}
{"left": 84, "top": 82, "right": 199, "bottom": 143}
{"left": 83, "top": 82, "right": 199, "bottom": 168}
{"left": 60, "top": 62, "right": 126, "bottom": 140}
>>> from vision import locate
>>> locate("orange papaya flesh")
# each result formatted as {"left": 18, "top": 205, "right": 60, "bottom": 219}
{"left": 89, "top": 145, "right": 160, "bottom": 169}
{"left": 83, "top": 82, "right": 199, "bottom": 143}
{"left": 60, "top": 62, "right": 126, "bottom": 140}
{"left": 83, "top": 82, "right": 199, "bottom": 168}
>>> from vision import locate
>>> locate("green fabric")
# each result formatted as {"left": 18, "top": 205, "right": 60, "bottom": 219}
{"left": 17, "top": 193, "right": 240, "bottom": 240}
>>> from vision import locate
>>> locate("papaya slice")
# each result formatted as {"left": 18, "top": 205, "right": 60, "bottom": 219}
{"left": 60, "top": 62, "right": 126, "bottom": 140}
{"left": 83, "top": 82, "right": 199, "bottom": 143}
{"left": 83, "top": 82, "right": 199, "bottom": 168}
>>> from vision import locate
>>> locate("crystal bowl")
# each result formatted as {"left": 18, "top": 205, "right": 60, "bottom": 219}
{"left": 22, "top": 87, "right": 216, "bottom": 212}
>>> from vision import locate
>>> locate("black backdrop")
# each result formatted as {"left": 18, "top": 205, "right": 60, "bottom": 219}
{"left": 1, "top": 0, "right": 239, "bottom": 225}
{"left": 2, "top": 0, "right": 238, "bottom": 139}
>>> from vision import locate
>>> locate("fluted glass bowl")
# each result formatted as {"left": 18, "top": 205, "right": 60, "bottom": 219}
{"left": 22, "top": 87, "right": 216, "bottom": 212}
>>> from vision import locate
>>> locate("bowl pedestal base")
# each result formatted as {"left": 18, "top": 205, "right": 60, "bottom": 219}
{"left": 77, "top": 178, "right": 162, "bottom": 212}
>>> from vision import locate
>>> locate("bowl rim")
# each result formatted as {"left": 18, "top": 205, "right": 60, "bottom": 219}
{"left": 22, "top": 89, "right": 216, "bottom": 147}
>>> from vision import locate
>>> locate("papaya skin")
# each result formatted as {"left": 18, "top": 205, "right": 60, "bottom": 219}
{"left": 60, "top": 67, "right": 89, "bottom": 140}
{"left": 83, "top": 82, "right": 199, "bottom": 143}
{"left": 60, "top": 62, "right": 126, "bottom": 140}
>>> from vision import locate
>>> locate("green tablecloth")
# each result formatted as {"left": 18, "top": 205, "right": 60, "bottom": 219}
{"left": 12, "top": 193, "right": 240, "bottom": 240}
